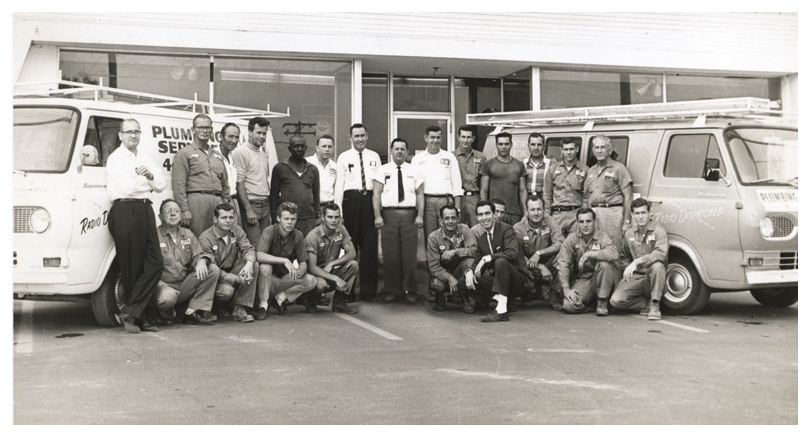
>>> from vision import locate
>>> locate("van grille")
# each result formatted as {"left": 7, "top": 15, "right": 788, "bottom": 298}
{"left": 14, "top": 207, "right": 35, "bottom": 233}
{"left": 768, "top": 215, "right": 796, "bottom": 239}
{"left": 779, "top": 252, "right": 798, "bottom": 270}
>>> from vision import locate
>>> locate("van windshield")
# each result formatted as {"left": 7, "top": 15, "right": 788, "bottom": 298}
{"left": 725, "top": 127, "right": 798, "bottom": 187}
{"left": 14, "top": 107, "right": 80, "bottom": 173}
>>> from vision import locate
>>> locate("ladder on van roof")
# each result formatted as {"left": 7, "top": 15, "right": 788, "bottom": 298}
{"left": 466, "top": 97, "right": 784, "bottom": 129}
{"left": 13, "top": 80, "right": 290, "bottom": 120}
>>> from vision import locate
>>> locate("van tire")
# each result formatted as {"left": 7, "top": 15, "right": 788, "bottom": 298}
{"left": 90, "top": 262, "right": 124, "bottom": 327}
{"left": 662, "top": 254, "right": 711, "bottom": 315}
{"left": 750, "top": 287, "right": 798, "bottom": 308}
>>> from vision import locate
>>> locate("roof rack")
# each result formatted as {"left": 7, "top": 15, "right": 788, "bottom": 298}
{"left": 13, "top": 80, "right": 290, "bottom": 121}
{"left": 466, "top": 97, "right": 783, "bottom": 129}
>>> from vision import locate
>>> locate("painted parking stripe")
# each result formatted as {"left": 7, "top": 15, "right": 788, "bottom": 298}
{"left": 15, "top": 301, "right": 35, "bottom": 354}
{"left": 332, "top": 313, "right": 403, "bottom": 341}
{"left": 636, "top": 315, "right": 710, "bottom": 333}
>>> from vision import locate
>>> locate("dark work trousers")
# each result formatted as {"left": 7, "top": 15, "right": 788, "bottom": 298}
{"left": 108, "top": 199, "right": 164, "bottom": 320}
{"left": 342, "top": 190, "right": 378, "bottom": 298}
{"left": 457, "top": 258, "right": 528, "bottom": 307}
{"left": 381, "top": 208, "right": 418, "bottom": 295}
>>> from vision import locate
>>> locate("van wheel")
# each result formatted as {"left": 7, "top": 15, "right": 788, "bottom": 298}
{"left": 90, "top": 263, "right": 124, "bottom": 327}
{"left": 750, "top": 287, "right": 798, "bottom": 307}
{"left": 662, "top": 254, "right": 711, "bottom": 315}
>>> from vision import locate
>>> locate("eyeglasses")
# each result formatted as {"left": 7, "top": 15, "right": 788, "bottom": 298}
{"left": 194, "top": 126, "right": 213, "bottom": 132}
{"left": 121, "top": 130, "right": 141, "bottom": 136}
{"left": 162, "top": 208, "right": 181, "bottom": 214}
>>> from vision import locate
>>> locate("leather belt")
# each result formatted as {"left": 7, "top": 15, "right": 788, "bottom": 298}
{"left": 382, "top": 206, "right": 416, "bottom": 210}
{"left": 116, "top": 198, "right": 151, "bottom": 204}
{"left": 551, "top": 205, "right": 579, "bottom": 213}
{"left": 187, "top": 190, "right": 222, "bottom": 197}
{"left": 592, "top": 203, "right": 623, "bottom": 208}
{"left": 426, "top": 194, "right": 451, "bottom": 198}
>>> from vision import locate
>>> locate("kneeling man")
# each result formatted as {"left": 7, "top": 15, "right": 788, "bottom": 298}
{"left": 426, "top": 205, "right": 476, "bottom": 311}
{"left": 305, "top": 202, "right": 359, "bottom": 314}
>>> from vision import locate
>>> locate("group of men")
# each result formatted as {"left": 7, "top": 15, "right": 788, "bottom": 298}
{"left": 107, "top": 116, "right": 669, "bottom": 334}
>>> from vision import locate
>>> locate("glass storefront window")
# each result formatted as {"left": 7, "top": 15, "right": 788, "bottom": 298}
{"left": 540, "top": 70, "right": 623, "bottom": 109}
{"left": 362, "top": 74, "right": 390, "bottom": 159}
{"left": 665, "top": 74, "right": 777, "bottom": 103}
{"left": 454, "top": 77, "right": 500, "bottom": 152}
{"left": 504, "top": 68, "right": 531, "bottom": 111}
{"left": 393, "top": 77, "right": 449, "bottom": 112}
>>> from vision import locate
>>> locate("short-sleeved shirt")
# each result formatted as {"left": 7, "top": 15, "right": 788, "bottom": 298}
{"left": 512, "top": 216, "right": 565, "bottom": 264}
{"left": 454, "top": 148, "right": 486, "bottom": 192}
{"left": 269, "top": 160, "right": 320, "bottom": 221}
{"left": 304, "top": 223, "right": 354, "bottom": 268}
{"left": 543, "top": 159, "right": 588, "bottom": 213}
{"left": 412, "top": 149, "right": 464, "bottom": 196}
{"left": 620, "top": 222, "right": 669, "bottom": 274}
{"left": 523, "top": 156, "right": 552, "bottom": 196}
{"left": 556, "top": 229, "right": 618, "bottom": 287}
{"left": 231, "top": 143, "right": 270, "bottom": 199}
{"left": 257, "top": 223, "right": 308, "bottom": 277}
{"left": 219, "top": 147, "right": 238, "bottom": 196}
{"left": 480, "top": 157, "right": 528, "bottom": 216}
{"left": 426, "top": 224, "right": 476, "bottom": 282}
{"left": 197, "top": 224, "right": 256, "bottom": 272}
{"left": 171, "top": 143, "right": 230, "bottom": 213}
{"left": 306, "top": 155, "right": 338, "bottom": 203}
{"left": 374, "top": 161, "right": 424, "bottom": 208}
{"left": 585, "top": 159, "right": 632, "bottom": 206}
{"left": 157, "top": 225, "right": 213, "bottom": 284}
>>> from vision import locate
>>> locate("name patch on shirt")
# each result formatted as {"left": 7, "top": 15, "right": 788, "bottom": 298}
{"left": 440, "top": 158, "right": 450, "bottom": 167}
{"left": 191, "top": 154, "right": 199, "bottom": 158}
{"left": 575, "top": 170, "right": 586, "bottom": 177}
{"left": 439, "top": 245, "right": 446, "bottom": 251}
{"left": 319, "top": 242, "right": 326, "bottom": 248}
{"left": 591, "top": 243, "right": 601, "bottom": 251}
{"left": 334, "top": 233, "right": 343, "bottom": 242}
{"left": 646, "top": 233, "right": 656, "bottom": 243}
{"left": 181, "top": 238, "right": 191, "bottom": 246}
{"left": 473, "top": 158, "right": 482, "bottom": 164}
{"left": 212, "top": 245, "right": 219, "bottom": 251}
{"left": 160, "top": 242, "right": 167, "bottom": 248}
{"left": 604, "top": 171, "right": 616, "bottom": 179}
{"left": 329, "top": 169, "right": 337, "bottom": 177}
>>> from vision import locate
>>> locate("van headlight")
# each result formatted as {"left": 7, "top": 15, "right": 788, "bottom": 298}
{"left": 29, "top": 208, "right": 51, "bottom": 233}
{"left": 759, "top": 216, "right": 774, "bottom": 238}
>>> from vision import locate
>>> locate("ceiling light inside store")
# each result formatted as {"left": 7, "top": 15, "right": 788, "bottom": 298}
{"left": 220, "top": 71, "right": 335, "bottom": 85}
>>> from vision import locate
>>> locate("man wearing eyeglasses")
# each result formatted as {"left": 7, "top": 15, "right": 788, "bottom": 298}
{"left": 172, "top": 114, "right": 231, "bottom": 237}
{"left": 106, "top": 118, "right": 166, "bottom": 334}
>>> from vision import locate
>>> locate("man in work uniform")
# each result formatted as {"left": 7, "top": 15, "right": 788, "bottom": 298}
{"left": 197, "top": 203, "right": 258, "bottom": 323}
{"left": 480, "top": 132, "right": 527, "bottom": 226}
{"left": 218, "top": 122, "right": 242, "bottom": 228}
{"left": 610, "top": 198, "right": 668, "bottom": 321}
{"left": 513, "top": 195, "right": 565, "bottom": 310}
{"left": 543, "top": 137, "right": 586, "bottom": 236}
{"left": 373, "top": 138, "right": 424, "bottom": 303}
{"left": 524, "top": 133, "right": 552, "bottom": 198}
{"left": 172, "top": 114, "right": 231, "bottom": 237}
{"left": 270, "top": 135, "right": 320, "bottom": 236}
{"left": 106, "top": 118, "right": 166, "bottom": 334}
{"left": 152, "top": 199, "right": 219, "bottom": 326}
{"left": 306, "top": 134, "right": 339, "bottom": 210}
{"left": 232, "top": 116, "right": 271, "bottom": 247}
{"left": 304, "top": 202, "right": 359, "bottom": 314}
{"left": 426, "top": 204, "right": 476, "bottom": 312}
{"left": 453, "top": 125, "right": 485, "bottom": 227}
{"left": 585, "top": 135, "right": 633, "bottom": 251}
{"left": 556, "top": 207, "right": 619, "bottom": 316}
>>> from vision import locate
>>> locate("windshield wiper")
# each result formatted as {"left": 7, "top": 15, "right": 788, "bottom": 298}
{"left": 749, "top": 178, "right": 797, "bottom": 188}
{"left": 13, "top": 169, "right": 27, "bottom": 177}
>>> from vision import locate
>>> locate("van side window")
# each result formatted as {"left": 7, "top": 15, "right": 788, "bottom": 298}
{"left": 586, "top": 136, "right": 628, "bottom": 167}
{"left": 545, "top": 137, "right": 583, "bottom": 162}
{"left": 83, "top": 116, "right": 123, "bottom": 167}
{"left": 664, "top": 134, "right": 726, "bottom": 178}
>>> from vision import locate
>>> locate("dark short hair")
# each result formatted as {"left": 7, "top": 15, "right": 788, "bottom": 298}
{"left": 213, "top": 203, "right": 235, "bottom": 218}
{"left": 350, "top": 123, "right": 367, "bottom": 135}
{"left": 220, "top": 122, "right": 239, "bottom": 139}
{"left": 390, "top": 137, "right": 408, "bottom": 150}
{"left": 425, "top": 125, "right": 442, "bottom": 135}
{"left": 159, "top": 198, "right": 179, "bottom": 213}
{"left": 458, "top": 125, "right": 475, "bottom": 137}
{"left": 277, "top": 201, "right": 298, "bottom": 217}
{"left": 476, "top": 200, "right": 495, "bottom": 214}
{"left": 631, "top": 197, "right": 650, "bottom": 212}
{"left": 526, "top": 195, "right": 544, "bottom": 207}
{"left": 528, "top": 132, "right": 545, "bottom": 143}
{"left": 317, "top": 134, "right": 334, "bottom": 146}
{"left": 495, "top": 132, "right": 512, "bottom": 143}
{"left": 321, "top": 202, "right": 341, "bottom": 216}
{"left": 248, "top": 117, "right": 269, "bottom": 132}
{"left": 576, "top": 207, "right": 596, "bottom": 221}
{"left": 439, "top": 204, "right": 459, "bottom": 218}
{"left": 561, "top": 137, "right": 578, "bottom": 147}
{"left": 490, "top": 197, "right": 506, "bottom": 208}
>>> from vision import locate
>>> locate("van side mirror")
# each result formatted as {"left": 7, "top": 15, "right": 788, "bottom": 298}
{"left": 703, "top": 158, "right": 721, "bottom": 182}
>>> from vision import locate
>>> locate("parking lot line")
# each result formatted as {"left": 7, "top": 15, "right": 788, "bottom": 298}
{"left": 14, "top": 301, "right": 35, "bottom": 354}
{"left": 332, "top": 313, "right": 403, "bottom": 341}
{"left": 635, "top": 315, "right": 710, "bottom": 333}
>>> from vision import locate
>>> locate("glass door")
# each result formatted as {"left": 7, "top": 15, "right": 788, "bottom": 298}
{"left": 392, "top": 114, "right": 453, "bottom": 162}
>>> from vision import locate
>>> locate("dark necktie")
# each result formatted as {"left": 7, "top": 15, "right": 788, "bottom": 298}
{"left": 397, "top": 165, "right": 404, "bottom": 203}
{"left": 359, "top": 151, "right": 366, "bottom": 193}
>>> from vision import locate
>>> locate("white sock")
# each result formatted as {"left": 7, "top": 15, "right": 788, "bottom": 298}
{"left": 276, "top": 292, "right": 288, "bottom": 305}
{"left": 494, "top": 294, "right": 508, "bottom": 313}
{"left": 259, "top": 300, "right": 268, "bottom": 310}
{"left": 185, "top": 308, "right": 195, "bottom": 315}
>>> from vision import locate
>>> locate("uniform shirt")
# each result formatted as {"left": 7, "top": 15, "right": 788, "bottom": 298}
{"left": 412, "top": 149, "right": 463, "bottom": 196}
{"left": 269, "top": 160, "right": 320, "bottom": 220}
{"left": 523, "top": 156, "right": 552, "bottom": 196}
{"left": 306, "top": 155, "right": 338, "bottom": 203}
{"left": 219, "top": 147, "right": 238, "bottom": 196}
{"left": 106, "top": 145, "right": 166, "bottom": 201}
{"left": 334, "top": 147, "right": 381, "bottom": 208}
{"left": 543, "top": 159, "right": 587, "bottom": 215}
{"left": 171, "top": 143, "right": 230, "bottom": 214}
{"left": 374, "top": 161, "right": 424, "bottom": 208}
{"left": 480, "top": 157, "right": 527, "bottom": 216}
{"left": 512, "top": 216, "right": 565, "bottom": 263}
{"left": 426, "top": 224, "right": 477, "bottom": 282}
{"left": 454, "top": 148, "right": 486, "bottom": 192}
{"left": 257, "top": 223, "right": 308, "bottom": 277}
{"left": 231, "top": 143, "right": 270, "bottom": 199}
{"left": 584, "top": 158, "right": 632, "bottom": 206}
{"left": 197, "top": 224, "right": 256, "bottom": 272}
{"left": 304, "top": 223, "right": 354, "bottom": 268}
{"left": 556, "top": 229, "right": 618, "bottom": 288}
{"left": 157, "top": 225, "right": 213, "bottom": 284}
{"left": 620, "top": 222, "right": 669, "bottom": 274}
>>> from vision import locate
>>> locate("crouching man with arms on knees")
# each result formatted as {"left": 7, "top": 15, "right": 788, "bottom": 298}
{"left": 257, "top": 202, "right": 318, "bottom": 316}
{"left": 426, "top": 205, "right": 476, "bottom": 312}
{"left": 152, "top": 199, "right": 219, "bottom": 326}
{"left": 556, "top": 207, "right": 619, "bottom": 316}
{"left": 197, "top": 203, "right": 258, "bottom": 323}
{"left": 305, "top": 202, "right": 358, "bottom": 314}
{"left": 513, "top": 195, "right": 565, "bottom": 310}
{"left": 610, "top": 198, "right": 668, "bottom": 320}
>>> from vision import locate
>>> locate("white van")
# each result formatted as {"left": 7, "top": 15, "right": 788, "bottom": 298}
{"left": 13, "top": 81, "right": 287, "bottom": 326}
{"left": 472, "top": 98, "right": 798, "bottom": 314}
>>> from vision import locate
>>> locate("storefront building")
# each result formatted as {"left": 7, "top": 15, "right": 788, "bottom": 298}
{"left": 13, "top": 12, "right": 797, "bottom": 161}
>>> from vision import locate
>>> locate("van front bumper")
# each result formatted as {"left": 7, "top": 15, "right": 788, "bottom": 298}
{"left": 745, "top": 269, "right": 798, "bottom": 285}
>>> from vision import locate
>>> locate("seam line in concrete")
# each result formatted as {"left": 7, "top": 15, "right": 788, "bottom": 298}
{"left": 332, "top": 313, "right": 403, "bottom": 340}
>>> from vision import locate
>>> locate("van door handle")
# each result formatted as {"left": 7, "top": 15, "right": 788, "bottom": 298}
{"left": 646, "top": 198, "right": 664, "bottom": 204}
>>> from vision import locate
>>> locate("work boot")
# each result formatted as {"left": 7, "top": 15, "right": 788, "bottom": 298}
{"left": 231, "top": 305, "right": 255, "bottom": 323}
{"left": 648, "top": 301, "right": 662, "bottom": 321}
{"left": 461, "top": 295, "right": 476, "bottom": 314}
{"left": 332, "top": 293, "right": 358, "bottom": 314}
{"left": 481, "top": 311, "right": 509, "bottom": 323}
{"left": 640, "top": 300, "right": 651, "bottom": 316}
{"left": 596, "top": 298, "right": 609, "bottom": 317}
{"left": 427, "top": 290, "right": 436, "bottom": 303}
{"left": 432, "top": 289, "right": 447, "bottom": 311}
{"left": 120, "top": 313, "right": 140, "bottom": 334}
{"left": 305, "top": 291, "right": 321, "bottom": 313}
